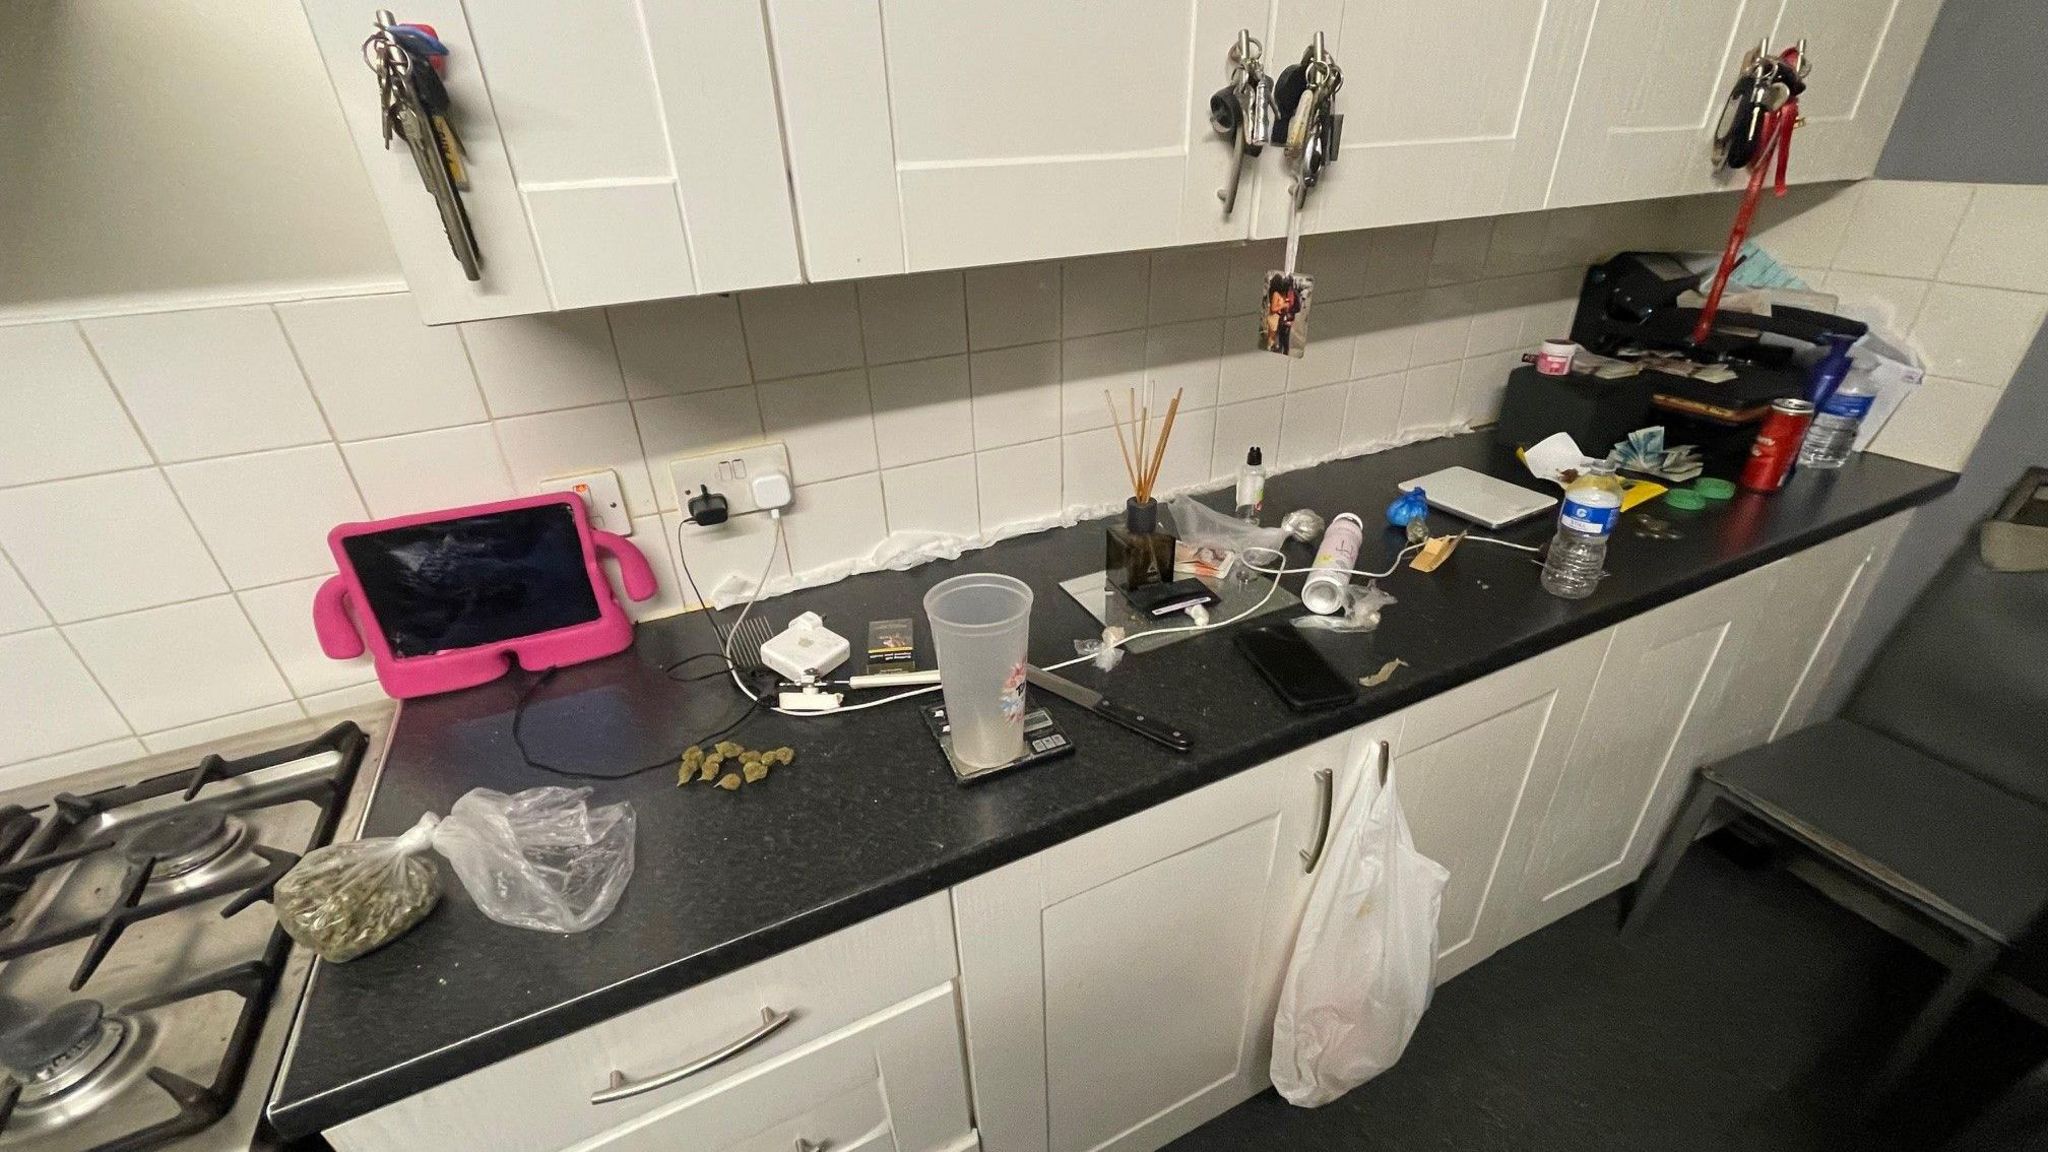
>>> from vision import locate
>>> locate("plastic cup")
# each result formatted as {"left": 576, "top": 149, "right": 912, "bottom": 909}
{"left": 923, "top": 573, "right": 1034, "bottom": 770}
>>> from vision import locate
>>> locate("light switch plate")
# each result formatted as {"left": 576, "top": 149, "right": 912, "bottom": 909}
{"left": 540, "top": 469, "right": 630, "bottom": 535}
{"left": 668, "top": 442, "right": 791, "bottom": 519}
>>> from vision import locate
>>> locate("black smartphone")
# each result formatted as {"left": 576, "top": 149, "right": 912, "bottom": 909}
{"left": 1235, "top": 622, "right": 1358, "bottom": 711}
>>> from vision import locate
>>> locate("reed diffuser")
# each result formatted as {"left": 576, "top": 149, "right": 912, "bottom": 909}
{"left": 1104, "top": 386, "right": 1184, "bottom": 594}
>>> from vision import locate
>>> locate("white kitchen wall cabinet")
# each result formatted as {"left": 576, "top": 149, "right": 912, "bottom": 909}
{"left": 953, "top": 732, "right": 1352, "bottom": 1152}
{"left": 1249, "top": 0, "right": 1600, "bottom": 240}
{"left": 763, "top": 0, "right": 1268, "bottom": 282}
{"left": 1389, "top": 630, "right": 1608, "bottom": 982}
{"left": 1548, "top": 0, "right": 1946, "bottom": 208}
{"left": 301, "top": 0, "right": 801, "bottom": 323}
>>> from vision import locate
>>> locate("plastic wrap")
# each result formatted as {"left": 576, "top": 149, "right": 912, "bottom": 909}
{"left": 1167, "top": 495, "right": 1289, "bottom": 555}
{"left": 275, "top": 814, "right": 442, "bottom": 963}
{"left": 432, "top": 787, "right": 637, "bottom": 933}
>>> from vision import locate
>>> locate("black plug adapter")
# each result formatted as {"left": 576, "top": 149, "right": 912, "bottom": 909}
{"left": 687, "top": 484, "right": 730, "bottom": 526}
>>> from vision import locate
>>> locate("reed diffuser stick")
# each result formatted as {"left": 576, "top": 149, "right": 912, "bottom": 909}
{"left": 1104, "top": 391, "right": 1140, "bottom": 494}
{"left": 1141, "top": 390, "right": 1183, "bottom": 502}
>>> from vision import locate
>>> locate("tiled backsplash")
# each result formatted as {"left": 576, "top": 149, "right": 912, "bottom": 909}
{"left": 2, "top": 183, "right": 2041, "bottom": 780}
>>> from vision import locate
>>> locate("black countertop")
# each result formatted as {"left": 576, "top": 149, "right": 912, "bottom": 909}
{"left": 268, "top": 433, "right": 1952, "bottom": 1137}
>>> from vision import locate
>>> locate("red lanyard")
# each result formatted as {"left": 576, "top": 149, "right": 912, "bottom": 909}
{"left": 1692, "top": 48, "right": 1804, "bottom": 346}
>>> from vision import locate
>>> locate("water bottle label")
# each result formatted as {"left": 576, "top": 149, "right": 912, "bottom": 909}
{"left": 1820, "top": 391, "right": 1874, "bottom": 420}
{"left": 1560, "top": 497, "right": 1617, "bottom": 537}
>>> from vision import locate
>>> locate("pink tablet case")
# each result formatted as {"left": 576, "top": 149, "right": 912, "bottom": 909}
{"left": 312, "top": 494, "right": 657, "bottom": 699}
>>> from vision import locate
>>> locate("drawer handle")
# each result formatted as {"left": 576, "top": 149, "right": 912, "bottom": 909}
{"left": 590, "top": 1007, "right": 794, "bottom": 1105}
{"left": 1299, "top": 767, "right": 1334, "bottom": 873}
{"left": 794, "top": 1140, "right": 830, "bottom": 1152}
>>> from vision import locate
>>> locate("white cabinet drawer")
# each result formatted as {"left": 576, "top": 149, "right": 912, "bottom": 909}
{"left": 575, "top": 984, "right": 975, "bottom": 1152}
{"left": 327, "top": 894, "right": 956, "bottom": 1152}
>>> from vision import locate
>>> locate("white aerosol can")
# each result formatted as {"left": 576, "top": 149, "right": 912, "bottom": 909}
{"left": 1301, "top": 513, "right": 1364, "bottom": 614}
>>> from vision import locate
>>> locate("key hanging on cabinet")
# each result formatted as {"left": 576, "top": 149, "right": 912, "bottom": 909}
{"left": 1211, "top": 30, "right": 1277, "bottom": 219}
{"left": 1694, "top": 40, "right": 1810, "bottom": 345}
{"left": 1259, "top": 33, "right": 1342, "bottom": 358}
{"left": 363, "top": 9, "right": 482, "bottom": 281}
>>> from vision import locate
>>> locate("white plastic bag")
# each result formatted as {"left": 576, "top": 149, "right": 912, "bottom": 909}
{"left": 432, "top": 786, "right": 636, "bottom": 933}
{"left": 1271, "top": 742, "right": 1449, "bottom": 1106}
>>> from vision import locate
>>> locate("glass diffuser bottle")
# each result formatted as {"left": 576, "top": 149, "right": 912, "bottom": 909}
{"left": 1102, "top": 385, "right": 1186, "bottom": 596}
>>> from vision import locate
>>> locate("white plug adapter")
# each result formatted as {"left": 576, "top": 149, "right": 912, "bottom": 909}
{"left": 751, "top": 470, "right": 793, "bottom": 512}
{"left": 759, "top": 611, "right": 848, "bottom": 684}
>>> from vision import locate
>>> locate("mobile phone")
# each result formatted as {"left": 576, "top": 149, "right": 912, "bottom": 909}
{"left": 1235, "top": 622, "right": 1358, "bottom": 711}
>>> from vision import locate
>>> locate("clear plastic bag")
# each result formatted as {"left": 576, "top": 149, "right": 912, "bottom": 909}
{"left": 276, "top": 814, "right": 442, "bottom": 963}
{"left": 1167, "top": 495, "right": 1289, "bottom": 555}
{"left": 1271, "top": 742, "right": 1449, "bottom": 1105}
{"left": 1292, "top": 582, "right": 1396, "bottom": 633}
{"left": 431, "top": 787, "right": 637, "bottom": 934}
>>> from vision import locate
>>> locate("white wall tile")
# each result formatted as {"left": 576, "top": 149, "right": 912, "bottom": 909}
{"left": 0, "top": 630, "right": 130, "bottom": 765}
{"left": 1343, "top": 371, "right": 1406, "bottom": 451}
{"left": 66, "top": 597, "right": 291, "bottom": 732}
{"left": 142, "top": 701, "right": 307, "bottom": 755}
{"left": 1062, "top": 253, "right": 1149, "bottom": 337}
{"left": 237, "top": 576, "right": 374, "bottom": 697}
{"left": 1832, "top": 181, "right": 1973, "bottom": 279}
{"left": 668, "top": 511, "right": 789, "bottom": 608}
{"left": 1352, "top": 293, "right": 1420, "bottom": 377}
{"left": 634, "top": 386, "right": 766, "bottom": 509}
{"left": 976, "top": 439, "right": 1062, "bottom": 532}
{"left": 461, "top": 310, "right": 626, "bottom": 417}
{"left": 1149, "top": 406, "right": 1215, "bottom": 497}
{"left": 1938, "top": 185, "right": 2048, "bottom": 294}
{"left": 608, "top": 295, "right": 753, "bottom": 399}
{"left": 0, "top": 323, "right": 151, "bottom": 486}
{"left": 1428, "top": 218, "right": 1493, "bottom": 285}
{"left": 166, "top": 445, "right": 365, "bottom": 588}
{"left": 1908, "top": 283, "right": 2048, "bottom": 389}
{"left": 1363, "top": 224, "right": 1434, "bottom": 296}
{"left": 1287, "top": 298, "right": 1363, "bottom": 391}
{"left": 782, "top": 474, "right": 887, "bottom": 573}
{"left": 1867, "top": 376, "right": 2001, "bottom": 473}
{"left": 1148, "top": 246, "right": 1230, "bottom": 324}
{"left": 0, "top": 469, "right": 224, "bottom": 622}
{"left": 1399, "top": 361, "right": 1462, "bottom": 434}
{"left": 342, "top": 424, "right": 514, "bottom": 518}
{"left": 1483, "top": 211, "right": 1555, "bottom": 277}
{"left": 883, "top": 456, "right": 980, "bottom": 538}
{"left": 83, "top": 307, "right": 328, "bottom": 463}
{"left": 1226, "top": 241, "right": 1286, "bottom": 311}
{"left": 965, "top": 262, "right": 1060, "bottom": 350}
{"left": 1144, "top": 321, "right": 1223, "bottom": 412}
{"left": 1061, "top": 427, "right": 1128, "bottom": 510}
{"left": 1061, "top": 331, "right": 1146, "bottom": 433}
{"left": 1298, "top": 231, "right": 1373, "bottom": 301}
{"left": 278, "top": 294, "right": 486, "bottom": 439}
{"left": 1454, "top": 351, "right": 1521, "bottom": 427}
{"left": 869, "top": 356, "right": 973, "bottom": 468}
{"left": 1815, "top": 271, "right": 1931, "bottom": 336}
{"left": 301, "top": 682, "right": 392, "bottom": 719}
{"left": 1411, "top": 292, "right": 1475, "bottom": 366}
{"left": 1279, "top": 383, "right": 1348, "bottom": 466}
{"left": 969, "top": 343, "right": 1062, "bottom": 450}
{"left": 757, "top": 369, "right": 879, "bottom": 484}
{"left": 1211, "top": 398, "right": 1282, "bottom": 483}
{"left": 494, "top": 402, "right": 658, "bottom": 516}
{"left": 858, "top": 272, "right": 967, "bottom": 365}
{"left": 0, "top": 737, "right": 147, "bottom": 790}
{"left": 739, "top": 283, "right": 864, "bottom": 381}
{"left": 1749, "top": 182, "right": 1860, "bottom": 267}
{"left": 0, "top": 555, "right": 46, "bottom": 636}
{"left": 1217, "top": 343, "right": 1288, "bottom": 406}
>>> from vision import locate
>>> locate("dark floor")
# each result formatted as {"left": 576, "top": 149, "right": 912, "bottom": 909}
{"left": 1168, "top": 836, "right": 2048, "bottom": 1152}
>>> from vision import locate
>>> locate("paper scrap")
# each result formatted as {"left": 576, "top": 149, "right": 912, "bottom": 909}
{"left": 1359, "top": 658, "right": 1408, "bottom": 688}
{"left": 1523, "top": 432, "right": 1599, "bottom": 489}
{"left": 1410, "top": 534, "right": 1462, "bottom": 573}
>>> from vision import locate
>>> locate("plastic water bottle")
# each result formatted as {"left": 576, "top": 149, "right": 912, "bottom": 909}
{"left": 1541, "top": 460, "right": 1623, "bottom": 600}
{"left": 1797, "top": 368, "right": 1877, "bottom": 469}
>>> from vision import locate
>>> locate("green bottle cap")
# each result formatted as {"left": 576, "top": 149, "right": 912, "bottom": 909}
{"left": 1695, "top": 478, "right": 1737, "bottom": 501}
{"left": 1665, "top": 489, "right": 1709, "bottom": 511}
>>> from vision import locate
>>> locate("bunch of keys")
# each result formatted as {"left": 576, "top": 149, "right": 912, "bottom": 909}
{"left": 1276, "top": 33, "right": 1344, "bottom": 209}
{"left": 1713, "top": 37, "right": 1808, "bottom": 171}
{"left": 364, "top": 10, "right": 482, "bottom": 280}
{"left": 1210, "top": 30, "right": 1277, "bottom": 217}
{"left": 1259, "top": 35, "right": 1344, "bottom": 359}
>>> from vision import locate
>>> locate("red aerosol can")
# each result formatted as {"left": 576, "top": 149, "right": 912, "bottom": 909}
{"left": 1740, "top": 398, "right": 1815, "bottom": 492}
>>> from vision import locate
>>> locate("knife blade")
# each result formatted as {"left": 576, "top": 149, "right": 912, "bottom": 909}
{"left": 1025, "top": 666, "right": 1192, "bottom": 753}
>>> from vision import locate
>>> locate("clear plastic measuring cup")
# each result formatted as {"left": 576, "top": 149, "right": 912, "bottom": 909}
{"left": 923, "top": 573, "right": 1034, "bottom": 769}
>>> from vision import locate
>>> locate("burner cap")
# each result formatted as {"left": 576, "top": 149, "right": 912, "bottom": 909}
{"left": 0, "top": 1001, "right": 102, "bottom": 1081}
{"left": 120, "top": 809, "right": 241, "bottom": 877}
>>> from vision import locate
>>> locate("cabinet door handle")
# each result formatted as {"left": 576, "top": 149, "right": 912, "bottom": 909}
{"left": 1299, "top": 767, "right": 1335, "bottom": 872}
{"left": 591, "top": 1007, "right": 794, "bottom": 1104}
{"left": 795, "top": 1140, "right": 830, "bottom": 1152}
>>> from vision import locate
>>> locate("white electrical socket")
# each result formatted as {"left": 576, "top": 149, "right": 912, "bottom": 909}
{"left": 669, "top": 442, "right": 791, "bottom": 519}
{"left": 540, "top": 469, "right": 631, "bottom": 535}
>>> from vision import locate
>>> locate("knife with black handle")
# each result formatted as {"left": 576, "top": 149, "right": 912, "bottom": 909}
{"left": 1026, "top": 665, "right": 1193, "bottom": 753}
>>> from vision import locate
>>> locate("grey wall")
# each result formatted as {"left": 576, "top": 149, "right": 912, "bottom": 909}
{"left": 1876, "top": 0, "right": 2048, "bottom": 184}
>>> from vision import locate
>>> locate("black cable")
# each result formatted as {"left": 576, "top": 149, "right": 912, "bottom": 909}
{"left": 506, "top": 519, "right": 764, "bottom": 782}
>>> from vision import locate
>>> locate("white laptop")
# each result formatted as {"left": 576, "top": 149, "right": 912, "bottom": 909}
{"left": 1397, "top": 466, "right": 1557, "bottom": 529}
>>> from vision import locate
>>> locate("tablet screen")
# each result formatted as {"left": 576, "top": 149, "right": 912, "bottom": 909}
{"left": 341, "top": 504, "right": 601, "bottom": 658}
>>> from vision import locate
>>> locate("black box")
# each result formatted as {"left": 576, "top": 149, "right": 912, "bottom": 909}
{"left": 1492, "top": 365, "right": 1656, "bottom": 454}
